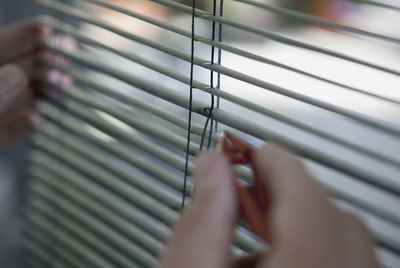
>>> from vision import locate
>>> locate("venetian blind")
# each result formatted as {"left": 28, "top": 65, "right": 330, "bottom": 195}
{"left": 23, "top": 0, "right": 400, "bottom": 267}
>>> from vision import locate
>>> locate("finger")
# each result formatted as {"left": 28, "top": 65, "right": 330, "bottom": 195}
{"left": 254, "top": 143, "right": 328, "bottom": 209}
{"left": 0, "top": 107, "right": 38, "bottom": 128}
{"left": 231, "top": 253, "right": 265, "bottom": 268}
{"left": 0, "top": 20, "right": 51, "bottom": 64}
{"left": 253, "top": 144, "right": 333, "bottom": 244}
{"left": 0, "top": 64, "right": 29, "bottom": 115}
{"left": 43, "top": 69, "right": 72, "bottom": 86}
{"left": 31, "top": 68, "right": 72, "bottom": 100}
{"left": 339, "top": 212, "right": 379, "bottom": 268}
{"left": 160, "top": 152, "right": 237, "bottom": 268}
{"left": 0, "top": 110, "right": 37, "bottom": 146}
{"left": 252, "top": 144, "right": 378, "bottom": 268}
{"left": 13, "top": 33, "right": 77, "bottom": 80}
{"left": 46, "top": 34, "right": 77, "bottom": 54}
{"left": 13, "top": 53, "right": 37, "bottom": 79}
{"left": 39, "top": 49, "right": 72, "bottom": 67}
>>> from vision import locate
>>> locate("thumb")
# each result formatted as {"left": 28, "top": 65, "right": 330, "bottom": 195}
{"left": 0, "top": 64, "right": 28, "bottom": 115}
{"left": 161, "top": 152, "right": 237, "bottom": 268}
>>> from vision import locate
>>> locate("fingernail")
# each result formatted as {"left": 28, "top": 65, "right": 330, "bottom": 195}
{"left": 0, "top": 65, "right": 23, "bottom": 98}
{"left": 216, "top": 132, "right": 225, "bottom": 152}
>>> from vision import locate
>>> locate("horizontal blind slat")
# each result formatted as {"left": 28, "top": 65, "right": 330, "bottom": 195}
{"left": 64, "top": 1, "right": 400, "bottom": 105}
{"left": 37, "top": 9, "right": 400, "bottom": 138}
{"left": 38, "top": 32, "right": 400, "bottom": 167}
{"left": 35, "top": 117, "right": 188, "bottom": 193}
{"left": 36, "top": 9, "right": 400, "bottom": 138}
{"left": 27, "top": 217, "right": 114, "bottom": 268}
{"left": 34, "top": 99, "right": 400, "bottom": 256}
{"left": 29, "top": 149, "right": 265, "bottom": 253}
{"left": 29, "top": 192, "right": 158, "bottom": 268}
{"left": 40, "top": 37, "right": 400, "bottom": 139}
{"left": 36, "top": 101, "right": 197, "bottom": 183}
{"left": 26, "top": 0, "right": 400, "bottom": 265}
{"left": 39, "top": 60, "right": 400, "bottom": 196}
{"left": 37, "top": 120, "right": 191, "bottom": 192}
{"left": 29, "top": 161, "right": 172, "bottom": 242}
{"left": 31, "top": 170, "right": 165, "bottom": 257}
{"left": 234, "top": 0, "right": 400, "bottom": 43}
{"left": 345, "top": 0, "right": 400, "bottom": 11}
{"left": 31, "top": 140, "right": 180, "bottom": 224}
{"left": 25, "top": 237, "right": 74, "bottom": 268}
{"left": 33, "top": 132, "right": 184, "bottom": 209}
{"left": 35, "top": 100, "right": 400, "bottom": 229}
{"left": 143, "top": 0, "right": 400, "bottom": 76}
{"left": 26, "top": 227, "right": 83, "bottom": 268}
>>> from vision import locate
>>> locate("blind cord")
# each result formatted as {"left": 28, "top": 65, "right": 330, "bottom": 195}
{"left": 181, "top": 0, "right": 196, "bottom": 211}
{"left": 207, "top": 0, "right": 218, "bottom": 149}
{"left": 215, "top": 0, "right": 223, "bottom": 133}
{"left": 199, "top": 108, "right": 213, "bottom": 151}
{"left": 200, "top": 0, "right": 224, "bottom": 151}
{"left": 200, "top": 0, "right": 218, "bottom": 152}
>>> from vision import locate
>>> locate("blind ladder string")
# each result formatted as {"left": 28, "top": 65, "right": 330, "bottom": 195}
{"left": 200, "top": 0, "right": 224, "bottom": 151}
{"left": 215, "top": 0, "right": 223, "bottom": 133}
{"left": 199, "top": 108, "right": 213, "bottom": 151}
{"left": 200, "top": 0, "right": 219, "bottom": 151}
{"left": 207, "top": 0, "right": 218, "bottom": 149}
{"left": 181, "top": 0, "right": 196, "bottom": 211}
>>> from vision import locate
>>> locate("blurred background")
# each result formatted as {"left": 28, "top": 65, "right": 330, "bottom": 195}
{"left": 1, "top": 0, "right": 400, "bottom": 267}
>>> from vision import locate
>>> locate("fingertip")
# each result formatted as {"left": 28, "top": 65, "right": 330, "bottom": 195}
{"left": 28, "top": 17, "right": 53, "bottom": 41}
{"left": 19, "top": 20, "right": 50, "bottom": 43}
{"left": 253, "top": 143, "right": 317, "bottom": 203}
{"left": 257, "top": 142, "right": 306, "bottom": 173}
{"left": 45, "top": 70, "right": 66, "bottom": 85}
{"left": 195, "top": 152, "right": 230, "bottom": 178}
{"left": 341, "top": 211, "right": 373, "bottom": 243}
{"left": 162, "top": 152, "right": 237, "bottom": 268}
{"left": 256, "top": 143, "right": 295, "bottom": 167}
{"left": 0, "top": 20, "right": 52, "bottom": 64}
{"left": 0, "top": 64, "right": 28, "bottom": 95}
{"left": 195, "top": 152, "right": 231, "bottom": 176}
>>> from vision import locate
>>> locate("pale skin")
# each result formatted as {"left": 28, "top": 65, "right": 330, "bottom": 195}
{"left": 161, "top": 144, "right": 379, "bottom": 268}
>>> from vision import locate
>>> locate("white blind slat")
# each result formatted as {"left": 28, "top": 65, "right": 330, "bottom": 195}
{"left": 23, "top": 0, "right": 400, "bottom": 266}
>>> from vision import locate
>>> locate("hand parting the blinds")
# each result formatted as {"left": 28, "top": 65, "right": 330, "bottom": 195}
{"left": 0, "top": 20, "right": 71, "bottom": 146}
{"left": 160, "top": 143, "right": 379, "bottom": 268}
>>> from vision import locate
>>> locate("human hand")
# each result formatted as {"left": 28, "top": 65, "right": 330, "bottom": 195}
{"left": 0, "top": 19, "right": 73, "bottom": 146}
{"left": 160, "top": 144, "right": 378, "bottom": 268}
{"left": 0, "top": 20, "right": 60, "bottom": 146}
